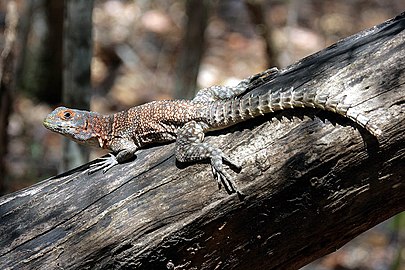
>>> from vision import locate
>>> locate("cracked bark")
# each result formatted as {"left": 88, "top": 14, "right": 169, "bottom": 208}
{"left": 0, "top": 13, "right": 404, "bottom": 270}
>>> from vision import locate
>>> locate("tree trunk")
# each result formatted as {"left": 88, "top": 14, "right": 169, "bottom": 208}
{"left": 61, "top": 0, "right": 94, "bottom": 171}
{"left": 0, "top": 1, "right": 18, "bottom": 195}
{"left": 174, "top": 0, "right": 209, "bottom": 99}
{"left": 0, "top": 13, "right": 404, "bottom": 270}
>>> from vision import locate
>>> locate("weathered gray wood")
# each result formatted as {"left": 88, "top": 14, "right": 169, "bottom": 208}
{"left": 0, "top": 13, "right": 404, "bottom": 270}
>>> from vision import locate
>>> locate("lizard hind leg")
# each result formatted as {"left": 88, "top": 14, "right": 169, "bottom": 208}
{"left": 175, "top": 121, "right": 242, "bottom": 195}
{"left": 193, "top": 67, "right": 279, "bottom": 103}
{"left": 233, "top": 67, "right": 279, "bottom": 93}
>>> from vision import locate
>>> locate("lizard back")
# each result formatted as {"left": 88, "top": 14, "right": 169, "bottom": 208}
{"left": 111, "top": 100, "right": 208, "bottom": 146}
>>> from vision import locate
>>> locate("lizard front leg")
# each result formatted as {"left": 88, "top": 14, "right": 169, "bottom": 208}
{"left": 89, "top": 140, "right": 137, "bottom": 174}
{"left": 175, "top": 121, "right": 242, "bottom": 195}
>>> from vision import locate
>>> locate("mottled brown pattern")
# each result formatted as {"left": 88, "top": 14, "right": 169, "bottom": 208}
{"left": 108, "top": 100, "right": 207, "bottom": 148}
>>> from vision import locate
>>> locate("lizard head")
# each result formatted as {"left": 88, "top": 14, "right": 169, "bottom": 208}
{"left": 43, "top": 106, "right": 105, "bottom": 148}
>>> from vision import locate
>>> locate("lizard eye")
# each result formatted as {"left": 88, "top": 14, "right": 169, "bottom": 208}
{"left": 61, "top": 110, "right": 74, "bottom": 120}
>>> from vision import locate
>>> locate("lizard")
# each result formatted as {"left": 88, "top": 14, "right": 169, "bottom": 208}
{"left": 43, "top": 67, "right": 382, "bottom": 195}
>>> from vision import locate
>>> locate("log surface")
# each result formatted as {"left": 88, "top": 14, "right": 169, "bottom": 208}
{"left": 0, "top": 13, "right": 404, "bottom": 270}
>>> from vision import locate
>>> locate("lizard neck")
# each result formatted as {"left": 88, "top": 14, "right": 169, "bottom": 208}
{"left": 67, "top": 111, "right": 113, "bottom": 149}
{"left": 87, "top": 112, "right": 114, "bottom": 149}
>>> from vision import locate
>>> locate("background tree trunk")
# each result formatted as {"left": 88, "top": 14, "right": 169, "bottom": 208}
{"left": 61, "top": 0, "right": 94, "bottom": 171}
{"left": 0, "top": 1, "right": 18, "bottom": 195}
{"left": 174, "top": 0, "right": 209, "bottom": 99}
{"left": 245, "top": 0, "right": 279, "bottom": 68}
{"left": 0, "top": 13, "right": 404, "bottom": 270}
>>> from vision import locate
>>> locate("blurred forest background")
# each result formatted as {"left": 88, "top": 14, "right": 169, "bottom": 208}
{"left": 0, "top": 0, "right": 403, "bottom": 269}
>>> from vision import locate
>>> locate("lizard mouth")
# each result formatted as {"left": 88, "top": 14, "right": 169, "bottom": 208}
{"left": 43, "top": 119, "right": 58, "bottom": 131}
{"left": 43, "top": 119, "right": 55, "bottom": 130}
{"left": 43, "top": 119, "right": 71, "bottom": 134}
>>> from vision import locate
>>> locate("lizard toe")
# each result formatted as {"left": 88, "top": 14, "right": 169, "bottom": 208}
{"left": 89, "top": 153, "right": 118, "bottom": 174}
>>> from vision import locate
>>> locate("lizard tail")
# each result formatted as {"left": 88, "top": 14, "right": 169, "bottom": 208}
{"left": 208, "top": 87, "right": 382, "bottom": 136}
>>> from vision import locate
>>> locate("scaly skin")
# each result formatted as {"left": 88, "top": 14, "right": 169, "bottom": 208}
{"left": 43, "top": 68, "right": 381, "bottom": 195}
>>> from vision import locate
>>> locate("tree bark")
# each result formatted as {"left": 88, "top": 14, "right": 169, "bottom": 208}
{"left": 0, "top": 13, "right": 404, "bottom": 270}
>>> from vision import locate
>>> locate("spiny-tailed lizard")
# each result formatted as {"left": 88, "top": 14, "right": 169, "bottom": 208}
{"left": 43, "top": 68, "right": 381, "bottom": 195}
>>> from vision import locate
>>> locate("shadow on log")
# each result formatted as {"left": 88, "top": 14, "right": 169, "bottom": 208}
{"left": 0, "top": 13, "right": 404, "bottom": 270}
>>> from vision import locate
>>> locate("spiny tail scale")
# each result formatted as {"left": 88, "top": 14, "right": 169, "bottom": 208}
{"left": 206, "top": 87, "right": 382, "bottom": 136}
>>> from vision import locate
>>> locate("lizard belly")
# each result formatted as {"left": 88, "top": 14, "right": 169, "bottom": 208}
{"left": 136, "top": 121, "right": 179, "bottom": 146}
{"left": 138, "top": 131, "right": 177, "bottom": 145}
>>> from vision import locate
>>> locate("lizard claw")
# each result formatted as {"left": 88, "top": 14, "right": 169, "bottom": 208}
{"left": 89, "top": 153, "right": 118, "bottom": 174}
{"left": 210, "top": 156, "right": 240, "bottom": 195}
{"left": 222, "top": 155, "right": 242, "bottom": 171}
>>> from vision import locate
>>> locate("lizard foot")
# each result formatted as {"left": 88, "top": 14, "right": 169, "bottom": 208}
{"left": 89, "top": 153, "right": 118, "bottom": 174}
